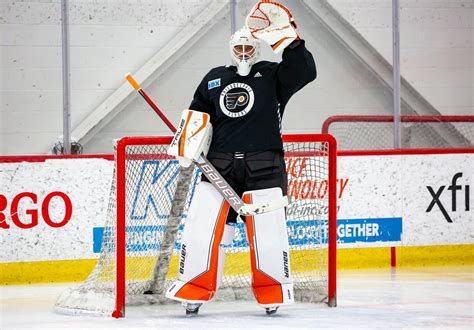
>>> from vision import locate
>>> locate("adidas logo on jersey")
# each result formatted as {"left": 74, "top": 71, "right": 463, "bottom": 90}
{"left": 254, "top": 72, "right": 262, "bottom": 78}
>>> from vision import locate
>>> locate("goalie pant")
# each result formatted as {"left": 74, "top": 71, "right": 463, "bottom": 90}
{"left": 203, "top": 149, "right": 287, "bottom": 224}
{"left": 165, "top": 150, "right": 294, "bottom": 308}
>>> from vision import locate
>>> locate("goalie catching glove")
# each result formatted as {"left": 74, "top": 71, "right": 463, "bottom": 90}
{"left": 246, "top": 1, "right": 299, "bottom": 53}
{"left": 168, "top": 109, "right": 212, "bottom": 168}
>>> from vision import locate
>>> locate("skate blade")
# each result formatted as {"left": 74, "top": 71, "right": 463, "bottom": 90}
{"left": 184, "top": 303, "right": 202, "bottom": 317}
{"left": 265, "top": 307, "right": 279, "bottom": 315}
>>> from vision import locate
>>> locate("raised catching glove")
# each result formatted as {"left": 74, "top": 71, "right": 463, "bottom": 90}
{"left": 245, "top": 1, "right": 299, "bottom": 53}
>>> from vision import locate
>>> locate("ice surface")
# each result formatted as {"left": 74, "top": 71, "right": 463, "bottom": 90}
{"left": 1, "top": 266, "right": 472, "bottom": 329}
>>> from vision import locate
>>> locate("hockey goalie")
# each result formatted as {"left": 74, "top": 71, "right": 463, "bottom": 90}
{"left": 166, "top": 0, "right": 316, "bottom": 315}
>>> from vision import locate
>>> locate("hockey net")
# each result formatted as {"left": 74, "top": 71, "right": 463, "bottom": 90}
{"left": 55, "top": 134, "right": 337, "bottom": 317}
{"left": 322, "top": 115, "right": 473, "bottom": 150}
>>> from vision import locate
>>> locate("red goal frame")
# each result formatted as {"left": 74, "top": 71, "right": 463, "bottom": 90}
{"left": 113, "top": 134, "right": 338, "bottom": 317}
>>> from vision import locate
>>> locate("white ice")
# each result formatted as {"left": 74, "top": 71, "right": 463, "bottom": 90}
{"left": 1, "top": 266, "right": 472, "bottom": 329}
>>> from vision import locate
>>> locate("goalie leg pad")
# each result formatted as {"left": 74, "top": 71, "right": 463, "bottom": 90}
{"left": 165, "top": 182, "right": 230, "bottom": 303}
{"left": 243, "top": 187, "right": 294, "bottom": 308}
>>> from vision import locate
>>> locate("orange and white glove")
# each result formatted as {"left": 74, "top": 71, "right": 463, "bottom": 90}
{"left": 168, "top": 109, "right": 212, "bottom": 168}
{"left": 245, "top": 1, "right": 299, "bottom": 53}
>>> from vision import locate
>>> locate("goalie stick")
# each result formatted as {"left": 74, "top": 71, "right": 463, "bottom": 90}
{"left": 125, "top": 73, "right": 288, "bottom": 216}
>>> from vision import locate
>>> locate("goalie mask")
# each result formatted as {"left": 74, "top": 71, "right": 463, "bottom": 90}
{"left": 229, "top": 28, "right": 260, "bottom": 76}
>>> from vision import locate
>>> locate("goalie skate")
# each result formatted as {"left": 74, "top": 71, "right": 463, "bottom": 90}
{"left": 265, "top": 307, "right": 279, "bottom": 315}
{"left": 184, "top": 303, "right": 202, "bottom": 316}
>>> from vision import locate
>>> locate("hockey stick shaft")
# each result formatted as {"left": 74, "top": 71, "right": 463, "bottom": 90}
{"left": 125, "top": 75, "right": 193, "bottom": 297}
{"left": 126, "top": 74, "right": 177, "bottom": 132}
{"left": 125, "top": 73, "right": 288, "bottom": 215}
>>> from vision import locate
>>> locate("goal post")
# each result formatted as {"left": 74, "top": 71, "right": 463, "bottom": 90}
{"left": 282, "top": 134, "right": 337, "bottom": 308}
{"left": 55, "top": 133, "right": 337, "bottom": 317}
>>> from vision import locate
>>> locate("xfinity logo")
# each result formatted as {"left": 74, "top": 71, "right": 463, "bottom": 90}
{"left": 426, "top": 172, "right": 470, "bottom": 223}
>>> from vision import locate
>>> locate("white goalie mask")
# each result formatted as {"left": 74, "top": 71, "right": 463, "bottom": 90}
{"left": 229, "top": 28, "right": 260, "bottom": 76}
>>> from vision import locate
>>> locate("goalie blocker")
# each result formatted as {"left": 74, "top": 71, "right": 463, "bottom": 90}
{"left": 168, "top": 109, "right": 212, "bottom": 168}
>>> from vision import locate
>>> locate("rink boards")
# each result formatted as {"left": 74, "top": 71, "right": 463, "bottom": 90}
{"left": 0, "top": 150, "right": 473, "bottom": 284}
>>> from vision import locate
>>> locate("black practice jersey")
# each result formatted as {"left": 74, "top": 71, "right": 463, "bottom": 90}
{"left": 189, "top": 40, "right": 316, "bottom": 152}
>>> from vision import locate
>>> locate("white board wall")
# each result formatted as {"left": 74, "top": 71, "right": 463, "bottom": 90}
{"left": 1, "top": 0, "right": 472, "bottom": 155}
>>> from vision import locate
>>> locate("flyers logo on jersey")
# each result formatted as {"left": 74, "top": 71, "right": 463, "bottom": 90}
{"left": 219, "top": 83, "right": 255, "bottom": 118}
{"left": 225, "top": 92, "right": 249, "bottom": 109}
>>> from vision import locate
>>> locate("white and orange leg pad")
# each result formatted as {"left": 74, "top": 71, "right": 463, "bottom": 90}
{"left": 165, "top": 181, "right": 230, "bottom": 304}
{"left": 243, "top": 187, "right": 294, "bottom": 308}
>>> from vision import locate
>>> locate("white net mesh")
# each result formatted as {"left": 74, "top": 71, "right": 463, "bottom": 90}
{"left": 324, "top": 116, "right": 474, "bottom": 150}
{"left": 55, "top": 136, "right": 333, "bottom": 316}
